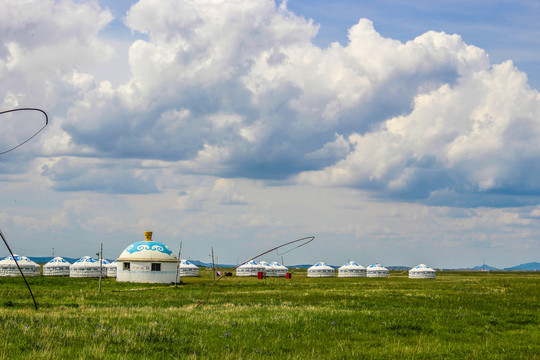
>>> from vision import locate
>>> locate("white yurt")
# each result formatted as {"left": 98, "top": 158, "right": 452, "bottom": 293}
{"left": 236, "top": 260, "right": 265, "bottom": 277}
{"left": 338, "top": 261, "right": 367, "bottom": 278}
{"left": 366, "top": 263, "right": 389, "bottom": 278}
{"left": 179, "top": 259, "right": 199, "bottom": 277}
{"left": 259, "top": 261, "right": 274, "bottom": 276}
{"left": 269, "top": 261, "right": 288, "bottom": 277}
{"left": 106, "top": 260, "right": 118, "bottom": 278}
{"left": 43, "top": 257, "right": 71, "bottom": 276}
{"left": 307, "top": 262, "right": 335, "bottom": 278}
{"left": 116, "top": 231, "right": 179, "bottom": 284}
{"left": 409, "top": 264, "right": 436, "bottom": 279}
{"left": 0, "top": 254, "right": 40, "bottom": 277}
{"left": 70, "top": 256, "right": 104, "bottom": 278}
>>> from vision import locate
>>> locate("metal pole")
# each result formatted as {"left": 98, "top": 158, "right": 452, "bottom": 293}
{"left": 98, "top": 243, "right": 103, "bottom": 293}
{"left": 175, "top": 241, "right": 182, "bottom": 287}
{"left": 211, "top": 247, "right": 215, "bottom": 281}
{"left": 0, "top": 228, "right": 37, "bottom": 310}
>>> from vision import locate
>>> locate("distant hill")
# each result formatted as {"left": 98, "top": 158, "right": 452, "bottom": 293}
{"left": 503, "top": 262, "right": 540, "bottom": 271}
{"left": 469, "top": 264, "right": 500, "bottom": 271}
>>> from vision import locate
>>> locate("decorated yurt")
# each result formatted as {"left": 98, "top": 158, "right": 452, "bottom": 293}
{"left": 106, "top": 260, "right": 118, "bottom": 278}
{"left": 338, "top": 261, "right": 366, "bottom": 278}
{"left": 43, "top": 257, "right": 71, "bottom": 276}
{"left": 236, "top": 260, "right": 265, "bottom": 277}
{"left": 259, "top": 261, "right": 274, "bottom": 276}
{"left": 409, "top": 264, "right": 436, "bottom": 279}
{"left": 269, "top": 261, "right": 288, "bottom": 277}
{"left": 179, "top": 259, "right": 199, "bottom": 277}
{"left": 307, "top": 262, "right": 335, "bottom": 278}
{"left": 366, "top": 263, "right": 389, "bottom": 278}
{"left": 70, "top": 256, "right": 103, "bottom": 278}
{"left": 116, "top": 231, "right": 179, "bottom": 284}
{"left": 0, "top": 254, "right": 40, "bottom": 277}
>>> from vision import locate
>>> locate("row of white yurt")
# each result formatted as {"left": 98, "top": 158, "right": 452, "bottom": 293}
{"left": 236, "top": 260, "right": 289, "bottom": 277}
{"left": 307, "top": 262, "right": 389, "bottom": 278}
{"left": 0, "top": 255, "right": 40, "bottom": 277}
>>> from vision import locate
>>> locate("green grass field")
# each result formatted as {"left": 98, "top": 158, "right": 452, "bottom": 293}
{"left": 1, "top": 270, "right": 538, "bottom": 359}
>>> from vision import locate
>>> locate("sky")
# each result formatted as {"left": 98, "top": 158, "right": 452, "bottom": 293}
{"left": 1, "top": 0, "right": 539, "bottom": 269}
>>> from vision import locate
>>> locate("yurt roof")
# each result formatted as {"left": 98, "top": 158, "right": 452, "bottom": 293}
{"left": 180, "top": 259, "right": 198, "bottom": 269}
{"left": 308, "top": 262, "right": 334, "bottom": 271}
{"left": 117, "top": 232, "right": 177, "bottom": 262}
{"left": 237, "top": 260, "right": 261, "bottom": 268}
{"left": 409, "top": 264, "right": 435, "bottom": 272}
{"left": 43, "top": 257, "right": 71, "bottom": 267}
{"left": 0, "top": 254, "right": 39, "bottom": 267}
{"left": 105, "top": 260, "right": 117, "bottom": 268}
{"left": 339, "top": 261, "right": 365, "bottom": 270}
{"left": 270, "top": 261, "right": 288, "bottom": 270}
{"left": 71, "top": 256, "right": 100, "bottom": 268}
{"left": 367, "top": 263, "right": 388, "bottom": 271}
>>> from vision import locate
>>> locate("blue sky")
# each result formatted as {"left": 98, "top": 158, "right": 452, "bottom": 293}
{"left": 1, "top": 0, "right": 539, "bottom": 269}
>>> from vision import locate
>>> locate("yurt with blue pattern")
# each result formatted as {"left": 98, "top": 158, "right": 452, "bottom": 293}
{"left": 307, "top": 262, "right": 335, "bottom": 278}
{"left": 106, "top": 260, "right": 118, "bottom": 278}
{"left": 338, "top": 261, "right": 366, "bottom": 278}
{"left": 43, "top": 256, "right": 71, "bottom": 276}
{"left": 409, "top": 264, "right": 436, "bottom": 279}
{"left": 179, "top": 259, "right": 199, "bottom": 277}
{"left": 70, "top": 256, "right": 103, "bottom": 278}
{"left": 236, "top": 260, "right": 265, "bottom": 277}
{"left": 0, "top": 254, "right": 40, "bottom": 277}
{"left": 269, "top": 261, "right": 288, "bottom": 277}
{"left": 116, "top": 231, "right": 179, "bottom": 283}
{"left": 366, "top": 263, "right": 389, "bottom": 278}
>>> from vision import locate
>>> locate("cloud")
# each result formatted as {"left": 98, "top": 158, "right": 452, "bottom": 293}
{"left": 40, "top": 157, "right": 158, "bottom": 194}
{"left": 298, "top": 61, "right": 540, "bottom": 207}
{"left": 3, "top": 0, "right": 540, "bottom": 208}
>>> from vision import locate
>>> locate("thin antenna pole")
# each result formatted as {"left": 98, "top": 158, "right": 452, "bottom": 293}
{"left": 211, "top": 247, "right": 215, "bottom": 281}
{"left": 175, "top": 241, "right": 182, "bottom": 287}
{"left": 0, "top": 228, "right": 37, "bottom": 310}
{"left": 98, "top": 243, "right": 103, "bottom": 293}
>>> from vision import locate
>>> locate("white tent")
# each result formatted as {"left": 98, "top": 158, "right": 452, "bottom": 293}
{"left": 269, "top": 261, "right": 288, "bottom": 277}
{"left": 0, "top": 254, "right": 40, "bottom": 277}
{"left": 307, "top": 262, "right": 335, "bottom": 278}
{"left": 179, "top": 259, "right": 199, "bottom": 277}
{"left": 43, "top": 257, "right": 71, "bottom": 276}
{"left": 409, "top": 264, "right": 436, "bottom": 279}
{"left": 70, "top": 256, "right": 103, "bottom": 278}
{"left": 259, "top": 261, "right": 274, "bottom": 276}
{"left": 116, "top": 231, "right": 179, "bottom": 284}
{"left": 236, "top": 260, "right": 265, "bottom": 277}
{"left": 106, "top": 260, "right": 118, "bottom": 278}
{"left": 366, "top": 263, "right": 389, "bottom": 278}
{"left": 338, "top": 261, "right": 366, "bottom": 278}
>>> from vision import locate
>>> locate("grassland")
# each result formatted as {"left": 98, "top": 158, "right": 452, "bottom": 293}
{"left": 0, "top": 270, "right": 538, "bottom": 359}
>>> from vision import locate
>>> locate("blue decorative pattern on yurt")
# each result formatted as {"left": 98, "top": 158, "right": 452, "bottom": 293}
{"left": 125, "top": 241, "right": 172, "bottom": 255}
